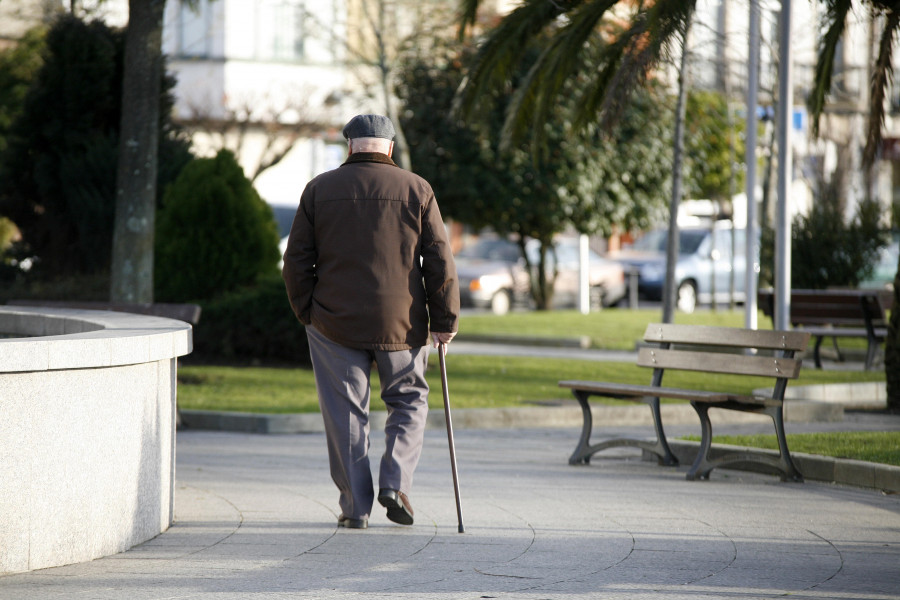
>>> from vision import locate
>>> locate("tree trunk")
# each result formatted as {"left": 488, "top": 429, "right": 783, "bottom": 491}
{"left": 110, "top": 0, "right": 165, "bottom": 303}
{"left": 516, "top": 235, "right": 556, "bottom": 310}
{"left": 662, "top": 17, "right": 692, "bottom": 323}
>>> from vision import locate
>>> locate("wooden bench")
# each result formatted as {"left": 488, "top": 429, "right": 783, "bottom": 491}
{"left": 758, "top": 289, "right": 888, "bottom": 370}
{"left": 559, "top": 323, "right": 810, "bottom": 482}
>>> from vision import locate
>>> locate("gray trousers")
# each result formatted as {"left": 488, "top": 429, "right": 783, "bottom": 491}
{"left": 306, "top": 325, "right": 430, "bottom": 520}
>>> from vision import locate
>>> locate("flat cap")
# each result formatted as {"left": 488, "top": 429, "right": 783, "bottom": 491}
{"left": 342, "top": 114, "right": 396, "bottom": 140}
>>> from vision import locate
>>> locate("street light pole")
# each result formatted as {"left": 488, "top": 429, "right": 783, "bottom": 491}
{"left": 774, "top": 0, "right": 793, "bottom": 331}
{"left": 745, "top": 0, "right": 760, "bottom": 330}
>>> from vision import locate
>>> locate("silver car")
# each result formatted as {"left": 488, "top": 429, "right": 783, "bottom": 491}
{"left": 610, "top": 224, "right": 750, "bottom": 313}
{"left": 454, "top": 236, "right": 626, "bottom": 314}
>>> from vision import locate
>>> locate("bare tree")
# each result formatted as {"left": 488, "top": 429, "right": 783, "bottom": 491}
{"left": 310, "top": 0, "right": 458, "bottom": 170}
{"left": 178, "top": 86, "right": 329, "bottom": 182}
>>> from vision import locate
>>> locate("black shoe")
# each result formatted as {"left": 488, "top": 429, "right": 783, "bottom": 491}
{"left": 378, "top": 489, "right": 414, "bottom": 525}
{"left": 338, "top": 515, "right": 368, "bottom": 529}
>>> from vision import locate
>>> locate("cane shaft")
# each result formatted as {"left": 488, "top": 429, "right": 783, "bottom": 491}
{"left": 438, "top": 343, "right": 465, "bottom": 533}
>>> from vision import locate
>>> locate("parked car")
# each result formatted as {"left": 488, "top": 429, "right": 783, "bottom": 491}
{"left": 610, "top": 223, "right": 749, "bottom": 313}
{"left": 859, "top": 235, "right": 898, "bottom": 292}
{"left": 454, "top": 237, "right": 529, "bottom": 314}
{"left": 454, "top": 236, "right": 626, "bottom": 314}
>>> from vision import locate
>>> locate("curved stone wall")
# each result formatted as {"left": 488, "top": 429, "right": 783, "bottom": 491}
{"left": 0, "top": 306, "right": 192, "bottom": 575}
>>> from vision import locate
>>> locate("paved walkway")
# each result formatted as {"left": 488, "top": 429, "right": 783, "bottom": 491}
{"left": 2, "top": 422, "right": 899, "bottom": 599}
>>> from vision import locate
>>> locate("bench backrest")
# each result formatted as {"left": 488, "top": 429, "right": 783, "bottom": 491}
{"left": 757, "top": 289, "right": 886, "bottom": 329}
{"left": 638, "top": 323, "right": 810, "bottom": 381}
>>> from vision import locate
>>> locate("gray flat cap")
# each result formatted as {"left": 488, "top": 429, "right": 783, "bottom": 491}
{"left": 342, "top": 114, "right": 396, "bottom": 140}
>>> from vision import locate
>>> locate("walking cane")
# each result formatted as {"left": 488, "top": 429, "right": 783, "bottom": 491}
{"left": 438, "top": 342, "right": 465, "bottom": 533}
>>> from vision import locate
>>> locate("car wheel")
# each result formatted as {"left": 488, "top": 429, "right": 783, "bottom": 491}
{"left": 490, "top": 290, "right": 512, "bottom": 315}
{"left": 676, "top": 281, "right": 697, "bottom": 313}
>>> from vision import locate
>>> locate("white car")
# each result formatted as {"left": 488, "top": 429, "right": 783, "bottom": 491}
{"left": 455, "top": 236, "right": 626, "bottom": 314}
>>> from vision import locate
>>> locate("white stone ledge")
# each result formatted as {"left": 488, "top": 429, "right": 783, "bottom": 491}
{"left": 0, "top": 306, "right": 192, "bottom": 373}
{"left": 0, "top": 305, "right": 192, "bottom": 575}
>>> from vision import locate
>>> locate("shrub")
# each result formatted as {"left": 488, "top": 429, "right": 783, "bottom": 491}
{"left": 189, "top": 274, "right": 309, "bottom": 366}
{"left": 155, "top": 149, "right": 280, "bottom": 302}
{"left": 0, "top": 15, "right": 192, "bottom": 279}
{"left": 759, "top": 189, "right": 888, "bottom": 290}
{"left": 793, "top": 190, "right": 886, "bottom": 288}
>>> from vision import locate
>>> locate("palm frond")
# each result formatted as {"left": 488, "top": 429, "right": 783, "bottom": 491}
{"left": 809, "top": 0, "right": 853, "bottom": 136}
{"left": 580, "top": 0, "right": 696, "bottom": 132}
{"left": 865, "top": 8, "right": 900, "bottom": 167}
{"left": 575, "top": 19, "right": 637, "bottom": 130}
{"left": 454, "top": 0, "right": 574, "bottom": 122}
{"left": 458, "top": 0, "right": 482, "bottom": 39}
{"left": 499, "top": 0, "right": 620, "bottom": 152}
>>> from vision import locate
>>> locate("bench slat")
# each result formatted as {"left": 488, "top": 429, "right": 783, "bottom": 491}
{"left": 642, "top": 323, "right": 810, "bottom": 352}
{"left": 558, "top": 380, "right": 775, "bottom": 405}
{"left": 636, "top": 347, "right": 803, "bottom": 378}
{"left": 802, "top": 326, "right": 888, "bottom": 337}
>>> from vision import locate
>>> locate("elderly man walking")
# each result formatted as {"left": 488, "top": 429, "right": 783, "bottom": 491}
{"left": 282, "top": 114, "right": 460, "bottom": 529}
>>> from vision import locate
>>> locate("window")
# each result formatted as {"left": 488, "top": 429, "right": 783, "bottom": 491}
{"left": 256, "top": 0, "right": 305, "bottom": 61}
{"left": 177, "top": 0, "right": 212, "bottom": 58}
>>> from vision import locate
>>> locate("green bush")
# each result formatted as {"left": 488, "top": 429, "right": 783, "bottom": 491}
{"left": 190, "top": 275, "right": 310, "bottom": 366}
{"left": 759, "top": 189, "right": 888, "bottom": 289}
{"left": 155, "top": 149, "right": 280, "bottom": 302}
{"left": 0, "top": 15, "right": 192, "bottom": 279}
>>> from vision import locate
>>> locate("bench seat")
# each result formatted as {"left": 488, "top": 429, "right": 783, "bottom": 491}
{"left": 558, "top": 381, "right": 778, "bottom": 406}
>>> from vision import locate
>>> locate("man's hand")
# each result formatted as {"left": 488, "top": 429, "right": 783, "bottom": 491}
{"left": 431, "top": 331, "right": 456, "bottom": 354}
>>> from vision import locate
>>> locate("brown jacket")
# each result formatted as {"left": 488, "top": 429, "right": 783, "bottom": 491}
{"left": 282, "top": 152, "right": 460, "bottom": 351}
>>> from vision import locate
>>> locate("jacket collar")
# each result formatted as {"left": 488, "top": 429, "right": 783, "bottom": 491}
{"left": 342, "top": 152, "right": 398, "bottom": 167}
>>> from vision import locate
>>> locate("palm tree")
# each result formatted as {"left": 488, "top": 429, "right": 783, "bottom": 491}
{"left": 808, "top": 0, "right": 900, "bottom": 168}
{"left": 456, "top": 0, "right": 696, "bottom": 320}
{"left": 808, "top": 0, "right": 900, "bottom": 410}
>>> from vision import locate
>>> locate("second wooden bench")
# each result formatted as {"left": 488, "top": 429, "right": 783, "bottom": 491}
{"left": 758, "top": 288, "right": 888, "bottom": 370}
{"left": 559, "top": 323, "right": 811, "bottom": 482}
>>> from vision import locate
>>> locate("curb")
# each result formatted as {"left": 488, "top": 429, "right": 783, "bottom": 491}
{"left": 180, "top": 399, "right": 842, "bottom": 435}
{"left": 666, "top": 440, "right": 900, "bottom": 494}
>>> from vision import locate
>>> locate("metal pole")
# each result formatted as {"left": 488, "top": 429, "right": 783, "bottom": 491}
{"left": 775, "top": 0, "right": 793, "bottom": 331}
{"left": 578, "top": 234, "right": 590, "bottom": 314}
{"left": 438, "top": 343, "right": 465, "bottom": 533}
{"left": 745, "top": 0, "right": 760, "bottom": 330}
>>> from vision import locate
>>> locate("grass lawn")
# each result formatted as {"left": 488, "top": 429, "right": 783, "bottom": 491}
{"left": 459, "top": 308, "right": 768, "bottom": 350}
{"left": 178, "top": 353, "right": 886, "bottom": 413}
{"left": 682, "top": 431, "right": 900, "bottom": 467}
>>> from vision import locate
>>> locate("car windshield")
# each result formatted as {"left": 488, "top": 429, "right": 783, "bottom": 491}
{"left": 456, "top": 239, "right": 520, "bottom": 262}
{"left": 631, "top": 229, "right": 708, "bottom": 255}
{"left": 524, "top": 240, "right": 602, "bottom": 265}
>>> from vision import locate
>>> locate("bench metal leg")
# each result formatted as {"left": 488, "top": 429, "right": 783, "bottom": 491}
{"left": 569, "top": 391, "right": 595, "bottom": 465}
{"left": 568, "top": 391, "right": 678, "bottom": 467}
{"left": 770, "top": 405, "right": 804, "bottom": 482}
{"left": 687, "top": 402, "right": 715, "bottom": 481}
{"left": 865, "top": 338, "right": 881, "bottom": 371}
{"left": 686, "top": 402, "right": 803, "bottom": 482}
{"left": 812, "top": 335, "right": 824, "bottom": 368}
{"left": 648, "top": 398, "right": 679, "bottom": 466}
